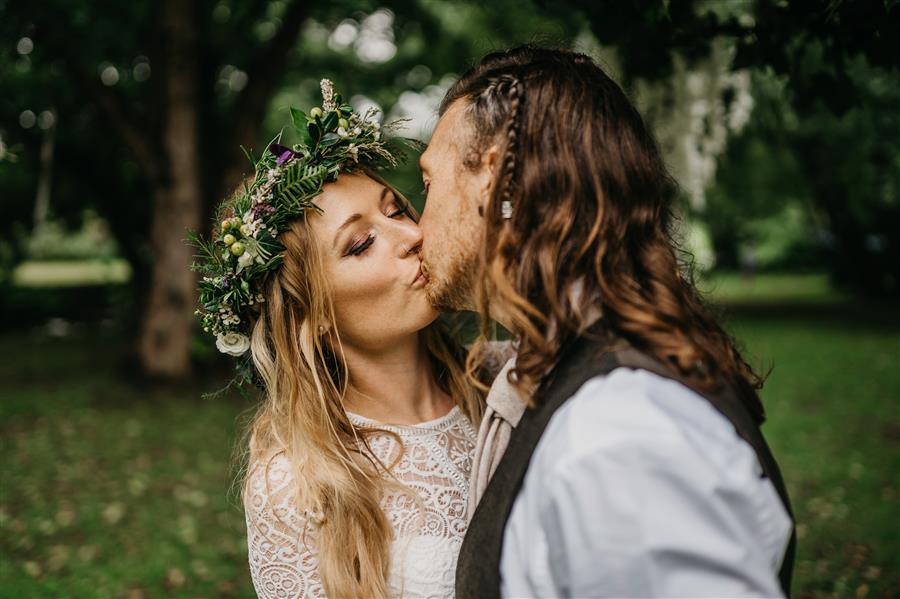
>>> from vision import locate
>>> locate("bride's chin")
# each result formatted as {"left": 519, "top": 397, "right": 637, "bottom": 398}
{"left": 414, "top": 302, "right": 441, "bottom": 330}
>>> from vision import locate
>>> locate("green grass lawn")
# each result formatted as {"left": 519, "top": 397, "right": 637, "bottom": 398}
{"left": 0, "top": 330, "right": 258, "bottom": 599}
{"left": 1, "top": 274, "right": 898, "bottom": 598}
{"left": 721, "top": 304, "right": 900, "bottom": 599}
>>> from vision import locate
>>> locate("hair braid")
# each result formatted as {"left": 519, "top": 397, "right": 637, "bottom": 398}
{"left": 496, "top": 76, "right": 522, "bottom": 220}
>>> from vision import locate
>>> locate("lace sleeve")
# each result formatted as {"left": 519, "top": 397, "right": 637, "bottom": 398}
{"left": 245, "top": 453, "right": 325, "bottom": 599}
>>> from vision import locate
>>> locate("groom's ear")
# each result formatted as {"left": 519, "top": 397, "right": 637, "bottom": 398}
{"left": 473, "top": 144, "right": 501, "bottom": 218}
{"left": 478, "top": 144, "right": 501, "bottom": 202}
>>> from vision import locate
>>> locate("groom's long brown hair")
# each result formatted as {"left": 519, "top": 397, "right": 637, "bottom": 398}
{"left": 442, "top": 45, "right": 766, "bottom": 419}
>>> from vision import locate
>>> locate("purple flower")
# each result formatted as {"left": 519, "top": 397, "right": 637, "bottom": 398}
{"left": 252, "top": 202, "right": 276, "bottom": 220}
{"left": 218, "top": 274, "right": 235, "bottom": 290}
{"left": 268, "top": 143, "right": 301, "bottom": 166}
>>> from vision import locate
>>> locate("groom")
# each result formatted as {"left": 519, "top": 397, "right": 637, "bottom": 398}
{"left": 418, "top": 46, "right": 796, "bottom": 598}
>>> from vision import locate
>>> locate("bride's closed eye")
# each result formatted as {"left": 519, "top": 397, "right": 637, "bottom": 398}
{"left": 345, "top": 195, "right": 410, "bottom": 257}
{"left": 347, "top": 234, "right": 375, "bottom": 256}
{"left": 387, "top": 195, "right": 410, "bottom": 219}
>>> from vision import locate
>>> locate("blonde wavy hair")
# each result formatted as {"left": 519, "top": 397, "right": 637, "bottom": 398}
{"left": 240, "top": 173, "right": 483, "bottom": 598}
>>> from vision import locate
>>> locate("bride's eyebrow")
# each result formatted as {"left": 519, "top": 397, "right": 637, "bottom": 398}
{"left": 332, "top": 214, "right": 362, "bottom": 250}
{"left": 379, "top": 187, "right": 394, "bottom": 208}
{"left": 331, "top": 187, "right": 391, "bottom": 250}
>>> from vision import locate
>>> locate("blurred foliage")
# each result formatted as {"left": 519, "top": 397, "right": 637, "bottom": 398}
{"left": 702, "top": 40, "right": 900, "bottom": 295}
{"left": 1, "top": 0, "right": 585, "bottom": 372}
{"left": 702, "top": 70, "right": 821, "bottom": 271}
{"left": 2, "top": 0, "right": 898, "bottom": 308}
{"left": 787, "top": 54, "right": 900, "bottom": 296}
{"left": 24, "top": 211, "right": 121, "bottom": 261}
{"left": 698, "top": 272, "right": 850, "bottom": 306}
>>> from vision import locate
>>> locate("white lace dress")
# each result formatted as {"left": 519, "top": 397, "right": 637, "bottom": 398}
{"left": 244, "top": 406, "right": 478, "bottom": 598}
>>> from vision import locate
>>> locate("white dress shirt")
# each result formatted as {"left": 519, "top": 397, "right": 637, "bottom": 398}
{"left": 499, "top": 367, "right": 792, "bottom": 598}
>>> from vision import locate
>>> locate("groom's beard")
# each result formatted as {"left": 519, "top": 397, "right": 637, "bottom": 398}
{"left": 424, "top": 252, "right": 478, "bottom": 313}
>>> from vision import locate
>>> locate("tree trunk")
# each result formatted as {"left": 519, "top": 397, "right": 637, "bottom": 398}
{"left": 33, "top": 111, "right": 56, "bottom": 227}
{"left": 138, "top": 0, "right": 203, "bottom": 378}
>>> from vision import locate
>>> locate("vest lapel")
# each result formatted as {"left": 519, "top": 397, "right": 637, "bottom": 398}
{"left": 456, "top": 336, "right": 615, "bottom": 598}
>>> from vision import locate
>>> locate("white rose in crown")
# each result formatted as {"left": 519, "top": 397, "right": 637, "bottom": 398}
{"left": 216, "top": 332, "right": 250, "bottom": 356}
{"left": 237, "top": 247, "right": 256, "bottom": 271}
{"left": 236, "top": 239, "right": 265, "bottom": 273}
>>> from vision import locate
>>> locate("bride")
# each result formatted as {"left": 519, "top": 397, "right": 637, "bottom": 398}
{"left": 191, "top": 80, "right": 507, "bottom": 598}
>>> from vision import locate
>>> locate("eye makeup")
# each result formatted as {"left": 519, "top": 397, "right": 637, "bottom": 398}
{"left": 347, "top": 234, "right": 375, "bottom": 256}
{"left": 341, "top": 192, "right": 411, "bottom": 257}
{"left": 388, "top": 196, "right": 410, "bottom": 218}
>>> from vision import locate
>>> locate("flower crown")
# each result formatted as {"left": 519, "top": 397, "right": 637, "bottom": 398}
{"left": 189, "top": 79, "right": 421, "bottom": 391}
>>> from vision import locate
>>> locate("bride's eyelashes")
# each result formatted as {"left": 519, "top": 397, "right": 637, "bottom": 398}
{"left": 388, "top": 197, "right": 410, "bottom": 218}
{"left": 347, "top": 234, "right": 375, "bottom": 256}
{"left": 345, "top": 197, "right": 409, "bottom": 257}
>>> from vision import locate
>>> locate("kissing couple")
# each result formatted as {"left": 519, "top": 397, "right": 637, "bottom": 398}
{"left": 192, "top": 44, "right": 796, "bottom": 598}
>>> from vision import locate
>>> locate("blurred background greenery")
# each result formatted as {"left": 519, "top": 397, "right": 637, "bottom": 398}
{"left": 1, "top": 0, "right": 898, "bottom": 597}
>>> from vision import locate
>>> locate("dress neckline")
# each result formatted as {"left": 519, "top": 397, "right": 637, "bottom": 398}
{"left": 346, "top": 405, "right": 463, "bottom": 433}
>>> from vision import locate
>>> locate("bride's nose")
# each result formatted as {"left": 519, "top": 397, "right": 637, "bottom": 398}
{"left": 396, "top": 220, "right": 424, "bottom": 258}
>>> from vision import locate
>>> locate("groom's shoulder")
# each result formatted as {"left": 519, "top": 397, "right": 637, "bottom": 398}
{"left": 535, "top": 366, "right": 744, "bottom": 470}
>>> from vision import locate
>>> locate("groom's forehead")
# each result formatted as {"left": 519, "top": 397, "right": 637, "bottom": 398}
{"left": 423, "top": 101, "right": 470, "bottom": 165}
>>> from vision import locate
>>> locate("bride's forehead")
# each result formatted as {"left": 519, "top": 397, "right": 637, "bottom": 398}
{"left": 309, "top": 173, "right": 385, "bottom": 222}
{"left": 322, "top": 172, "right": 381, "bottom": 202}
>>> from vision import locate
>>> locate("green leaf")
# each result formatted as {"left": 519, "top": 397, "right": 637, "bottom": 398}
{"left": 308, "top": 123, "right": 321, "bottom": 147}
{"left": 323, "top": 111, "right": 338, "bottom": 131}
{"left": 320, "top": 132, "right": 341, "bottom": 148}
{"left": 290, "top": 107, "right": 308, "bottom": 131}
{"left": 240, "top": 146, "right": 255, "bottom": 168}
{"left": 300, "top": 125, "right": 313, "bottom": 148}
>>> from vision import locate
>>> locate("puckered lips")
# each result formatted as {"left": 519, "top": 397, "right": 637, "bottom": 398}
{"left": 412, "top": 262, "right": 429, "bottom": 287}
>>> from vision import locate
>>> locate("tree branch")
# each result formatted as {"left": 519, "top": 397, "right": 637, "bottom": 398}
{"left": 218, "top": 0, "right": 310, "bottom": 196}
{"left": 233, "top": 0, "right": 310, "bottom": 126}
{"left": 29, "top": 20, "right": 161, "bottom": 182}
{"left": 63, "top": 59, "right": 162, "bottom": 181}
